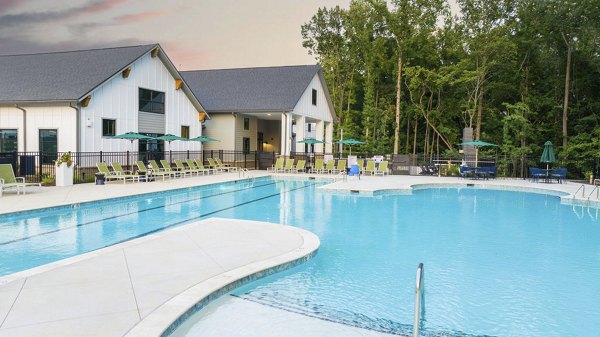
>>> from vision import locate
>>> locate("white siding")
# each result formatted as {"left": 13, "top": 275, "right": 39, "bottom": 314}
{"left": 202, "top": 114, "right": 235, "bottom": 151}
{"left": 0, "top": 104, "right": 76, "bottom": 152}
{"left": 234, "top": 115, "right": 258, "bottom": 152}
{"left": 80, "top": 53, "right": 202, "bottom": 152}
{"left": 291, "top": 74, "right": 333, "bottom": 122}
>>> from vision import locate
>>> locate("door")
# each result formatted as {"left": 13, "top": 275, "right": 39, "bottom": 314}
{"left": 39, "top": 129, "right": 57, "bottom": 164}
{"left": 138, "top": 133, "right": 165, "bottom": 162}
{"left": 257, "top": 132, "right": 264, "bottom": 152}
{"left": 243, "top": 137, "right": 250, "bottom": 154}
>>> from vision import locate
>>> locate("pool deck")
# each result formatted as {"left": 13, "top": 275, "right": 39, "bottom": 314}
{"left": 0, "top": 218, "right": 319, "bottom": 337}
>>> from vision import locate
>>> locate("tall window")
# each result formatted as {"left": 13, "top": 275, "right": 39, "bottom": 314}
{"left": 102, "top": 119, "right": 116, "bottom": 137}
{"left": 311, "top": 89, "right": 317, "bottom": 105}
{"left": 181, "top": 125, "right": 190, "bottom": 139}
{"left": 0, "top": 129, "right": 17, "bottom": 152}
{"left": 243, "top": 117, "right": 250, "bottom": 130}
{"left": 139, "top": 88, "right": 165, "bottom": 114}
{"left": 39, "top": 129, "right": 58, "bottom": 164}
{"left": 243, "top": 137, "right": 250, "bottom": 154}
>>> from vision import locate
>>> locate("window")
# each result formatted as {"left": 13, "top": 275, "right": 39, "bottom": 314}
{"left": 243, "top": 117, "right": 250, "bottom": 130}
{"left": 39, "top": 129, "right": 58, "bottom": 164}
{"left": 181, "top": 125, "right": 190, "bottom": 139}
{"left": 243, "top": 137, "right": 250, "bottom": 154}
{"left": 0, "top": 129, "right": 17, "bottom": 152}
{"left": 311, "top": 89, "right": 317, "bottom": 105}
{"left": 307, "top": 124, "right": 312, "bottom": 132}
{"left": 102, "top": 119, "right": 116, "bottom": 137}
{"left": 139, "top": 88, "right": 165, "bottom": 114}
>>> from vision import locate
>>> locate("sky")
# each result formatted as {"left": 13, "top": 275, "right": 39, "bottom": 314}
{"left": 0, "top": 0, "right": 457, "bottom": 70}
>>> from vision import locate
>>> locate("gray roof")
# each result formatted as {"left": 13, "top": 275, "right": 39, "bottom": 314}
{"left": 0, "top": 44, "right": 156, "bottom": 102}
{"left": 181, "top": 65, "right": 322, "bottom": 112}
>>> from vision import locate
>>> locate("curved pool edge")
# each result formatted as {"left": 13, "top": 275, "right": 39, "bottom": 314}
{"left": 123, "top": 224, "right": 320, "bottom": 337}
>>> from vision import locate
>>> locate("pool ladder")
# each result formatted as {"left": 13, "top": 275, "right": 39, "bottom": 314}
{"left": 413, "top": 263, "right": 425, "bottom": 337}
{"left": 573, "top": 185, "right": 586, "bottom": 199}
{"left": 588, "top": 185, "right": 600, "bottom": 201}
{"left": 238, "top": 168, "right": 255, "bottom": 181}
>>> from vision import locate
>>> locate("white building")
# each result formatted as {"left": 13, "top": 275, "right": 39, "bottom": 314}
{"left": 182, "top": 65, "right": 336, "bottom": 156}
{"left": 0, "top": 44, "right": 206, "bottom": 156}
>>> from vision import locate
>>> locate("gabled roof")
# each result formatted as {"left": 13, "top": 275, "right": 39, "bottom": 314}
{"left": 0, "top": 44, "right": 206, "bottom": 114}
{"left": 181, "top": 65, "right": 327, "bottom": 113}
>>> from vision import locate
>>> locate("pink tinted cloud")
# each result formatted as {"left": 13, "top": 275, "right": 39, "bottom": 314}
{"left": 163, "top": 43, "right": 212, "bottom": 70}
{"left": 80, "top": 0, "right": 127, "bottom": 14}
{"left": 113, "top": 10, "right": 168, "bottom": 24}
{"left": 0, "top": 0, "right": 22, "bottom": 14}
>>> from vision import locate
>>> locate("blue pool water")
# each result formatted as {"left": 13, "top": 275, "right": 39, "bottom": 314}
{"left": 2, "top": 178, "right": 600, "bottom": 336}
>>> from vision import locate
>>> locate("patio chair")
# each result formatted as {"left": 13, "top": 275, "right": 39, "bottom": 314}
{"left": 551, "top": 168, "right": 567, "bottom": 184}
{"left": 289, "top": 160, "right": 306, "bottom": 173}
{"left": 310, "top": 159, "right": 324, "bottom": 173}
{"left": 529, "top": 167, "right": 547, "bottom": 182}
{"left": 135, "top": 161, "right": 173, "bottom": 181}
{"left": 323, "top": 160, "right": 336, "bottom": 174}
{"left": 459, "top": 165, "right": 473, "bottom": 179}
{"left": 206, "top": 158, "right": 223, "bottom": 172}
{"left": 282, "top": 159, "right": 295, "bottom": 173}
{"left": 96, "top": 162, "right": 131, "bottom": 184}
{"left": 215, "top": 158, "right": 238, "bottom": 172}
{"left": 194, "top": 159, "right": 218, "bottom": 175}
{"left": 268, "top": 158, "right": 284, "bottom": 172}
{"left": 186, "top": 159, "right": 210, "bottom": 175}
{"left": 331, "top": 160, "right": 347, "bottom": 174}
{"left": 374, "top": 161, "right": 389, "bottom": 176}
{"left": 110, "top": 162, "right": 141, "bottom": 183}
{"left": 356, "top": 159, "right": 365, "bottom": 170}
{"left": 175, "top": 159, "right": 200, "bottom": 176}
{"left": 363, "top": 160, "right": 376, "bottom": 175}
{"left": 0, "top": 164, "right": 41, "bottom": 196}
{"left": 161, "top": 160, "right": 186, "bottom": 177}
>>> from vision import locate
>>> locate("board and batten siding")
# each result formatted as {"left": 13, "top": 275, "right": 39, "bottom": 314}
{"left": 202, "top": 114, "right": 235, "bottom": 151}
{"left": 0, "top": 104, "right": 77, "bottom": 152}
{"left": 234, "top": 115, "right": 258, "bottom": 152}
{"left": 80, "top": 51, "right": 202, "bottom": 152}
{"left": 291, "top": 74, "right": 333, "bottom": 122}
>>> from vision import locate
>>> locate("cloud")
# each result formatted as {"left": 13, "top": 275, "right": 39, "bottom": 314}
{"left": 80, "top": 0, "right": 126, "bottom": 14}
{"left": 112, "top": 10, "right": 168, "bottom": 24}
{"left": 0, "top": 0, "right": 22, "bottom": 14}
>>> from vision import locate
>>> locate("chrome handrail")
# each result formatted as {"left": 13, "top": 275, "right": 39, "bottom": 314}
{"left": 588, "top": 185, "right": 599, "bottom": 200}
{"left": 413, "top": 263, "right": 424, "bottom": 337}
{"left": 238, "top": 168, "right": 254, "bottom": 181}
{"left": 573, "top": 185, "right": 585, "bottom": 199}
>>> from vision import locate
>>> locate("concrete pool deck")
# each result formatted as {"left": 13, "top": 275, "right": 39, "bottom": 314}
{"left": 0, "top": 218, "right": 319, "bottom": 337}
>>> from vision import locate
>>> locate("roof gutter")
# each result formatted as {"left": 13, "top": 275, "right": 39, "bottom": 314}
{"left": 69, "top": 103, "right": 80, "bottom": 153}
{"left": 15, "top": 105, "right": 26, "bottom": 152}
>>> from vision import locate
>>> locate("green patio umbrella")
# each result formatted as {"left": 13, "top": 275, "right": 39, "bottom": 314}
{"left": 459, "top": 140, "right": 498, "bottom": 167}
{"left": 540, "top": 140, "right": 556, "bottom": 170}
{"left": 297, "top": 138, "right": 325, "bottom": 144}
{"left": 111, "top": 132, "right": 154, "bottom": 151}
{"left": 189, "top": 136, "right": 220, "bottom": 142}
{"left": 155, "top": 134, "right": 189, "bottom": 145}
{"left": 336, "top": 138, "right": 366, "bottom": 155}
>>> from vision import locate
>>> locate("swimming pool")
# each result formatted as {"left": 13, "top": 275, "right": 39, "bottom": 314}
{"left": 2, "top": 178, "right": 599, "bottom": 336}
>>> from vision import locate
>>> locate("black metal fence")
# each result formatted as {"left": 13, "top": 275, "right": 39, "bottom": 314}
{"left": 0, "top": 150, "right": 261, "bottom": 184}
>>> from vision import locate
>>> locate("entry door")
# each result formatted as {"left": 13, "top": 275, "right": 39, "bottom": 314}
{"left": 243, "top": 137, "right": 250, "bottom": 154}
{"left": 257, "top": 132, "right": 264, "bottom": 152}
{"left": 39, "top": 129, "right": 57, "bottom": 164}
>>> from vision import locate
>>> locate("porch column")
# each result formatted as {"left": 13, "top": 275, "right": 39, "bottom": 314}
{"left": 325, "top": 122, "right": 333, "bottom": 153}
{"left": 315, "top": 120, "right": 324, "bottom": 153}
{"left": 280, "top": 113, "right": 293, "bottom": 156}
{"left": 295, "top": 115, "right": 306, "bottom": 153}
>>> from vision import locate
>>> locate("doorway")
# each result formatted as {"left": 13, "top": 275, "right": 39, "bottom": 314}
{"left": 39, "top": 129, "right": 57, "bottom": 164}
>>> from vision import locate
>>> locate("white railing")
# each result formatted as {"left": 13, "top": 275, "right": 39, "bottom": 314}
{"left": 335, "top": 171, "right": 347, "bottom": 182}
{"left": 413, "top": 263, "right": 424, "bottom": 337}
{"left": 588, "top": 185, "right": 599, "bottom": 201}
{"left": 573, "top": 185, "right": 586, "bottom": 199}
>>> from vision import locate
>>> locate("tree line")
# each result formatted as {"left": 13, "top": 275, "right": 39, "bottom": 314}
{"left": 302, "top": 0, "right": 599, "bottom": 177}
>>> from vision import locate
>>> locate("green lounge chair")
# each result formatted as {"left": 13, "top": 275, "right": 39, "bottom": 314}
{"left": 97, "top": 162, "right": 132, "bottom": 184}
{"left": 282, "top": 159, "right": 295, "bottom": 173}
{"left": 323, "top": 160, "right": 335, "bottom": 174}
{"left": 356, "top": 159, "right": 365, "bottom": 170}
{"left": 207, "top": 158, "right": 225, "bottom": 172}
{"left": 110, "top": 162, "right": 141, "bottom": 183}
{"left": 135, "top": 161, "right": 172, "bottom": 181}
{"left": 310, "top": 159, "right": 324, "bottom": 173}
{"left": 194, "top": 159, "right": 217, "bottom": 174}
{"left": 175, "top": 159, "right": 200, "bottom": 176}
{"left": 374, "top": 161, "right": 389, "bottom": 176}
{"left": 364, "top": 160, "right": 376, "bottom": 175}
{"left": 160, "top": 160, "right": 186, "bottom": 177}
{"left": 215, "top": 158, "right": 237, "bottom": 172}
{"left": 267, "top": 158, "right": 284, "bottom": 172}
{"left": 289, "top": 160, "right": 306, "bottom": 173}
{"left": 331, "top": 160, "right": 347, "bottom": 174}
{"left": 186, "top": 159, "right": 209, "bottom": 175}
{"left": 0, "top": 164, "right": 41, "bottom": 196}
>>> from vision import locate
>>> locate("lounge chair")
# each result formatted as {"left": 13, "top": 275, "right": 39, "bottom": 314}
{"left": 331, "top": 160, "right": 347, "bottom": 174}
{"left": 323, "top": 160, "right": 335, "bottom": 174}
{"left": 289, "top": 160, "right": 306, "bottom": 173}
{"left": 282, "top": 159, "right": 295, "bottom": 173}
{"left": 194, "top": 159, "right": 218, "bottom": 174}
{"left": 268, "top": 158, "right": 284, "bottom": 172}
{"left": 206, "top": 158, "right": 225, "bottom": 172}
{"left": 363, "top": 160, "right": 375, "bottom": 175}
{"left": 135, "top": 161, "right": 173, "bottom": 181}
{"left": 175, "top": 159, "right": 201, "bottom": 176}
{"left": 111, "top": 162, "right": 141, "bottom": 182}
{"left": 97, "top": 162, "right": 134, "bottom": 184}
{"left": 215, "top": 158, "right": 238, "bottom": 172}
{"left": 356, "top": 159, "right": 365, "bottom": 171}
{"left": 310, "top": 159, "right": 324, "bottom": 173}
{"left": 374, "top": 161, "right": 389, "bottom": 176}
{"left": 186, "top": 159, "right": 210, "bottom": 175}
{"left": 0, "top": 164, "right": 41, "bottom": 196}
{"left": 161, "top": 160, "right": 187, "bottom": 177}
{"left": 551, "top": 168, "right": 567, "bottom": 184}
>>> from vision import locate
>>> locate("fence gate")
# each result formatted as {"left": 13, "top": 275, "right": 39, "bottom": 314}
{"left": 257, "top": 152, "right": 276, "bottom": 170}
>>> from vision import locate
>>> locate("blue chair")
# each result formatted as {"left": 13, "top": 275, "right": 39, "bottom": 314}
{"left": 460, "top": 165, "right": 473, "bottom": 178}
{"left": 551, "top": 168, "right": 567, "bottom": 184}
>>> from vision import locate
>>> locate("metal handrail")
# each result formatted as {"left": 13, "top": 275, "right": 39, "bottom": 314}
{"left": 588, "top": 185, "right": 599, "bottom": 200}
{"left": 238, "top": 168, "right": 254, "bottom": 180}
{"left": 573, "top": 185, "right": 586, "bottom": 198}
{"left": 335, "top": 171, "right": 347, "bottom": 182}
{"left": 413, "top": 263, "right": 424, "bottom": 337}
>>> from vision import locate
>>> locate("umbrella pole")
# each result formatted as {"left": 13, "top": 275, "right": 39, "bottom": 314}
{"left": 475, "top": 147, "right": 479, "bottom": 168}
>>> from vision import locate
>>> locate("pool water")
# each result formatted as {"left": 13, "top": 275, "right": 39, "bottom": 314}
{"left": 2, "top": 178, "right": 599, "bottom": 336}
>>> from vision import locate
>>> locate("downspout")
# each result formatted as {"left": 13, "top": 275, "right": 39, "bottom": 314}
{"left": 15, "top": 105, "right": 26, "bottom": 152}
{"left": 69, "top": 103, "right": 80, "bottom": 153}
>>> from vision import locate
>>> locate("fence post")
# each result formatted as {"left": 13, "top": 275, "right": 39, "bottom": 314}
{"left": 187, "top": 150, "right": 190, "bottom": 159}
{"left": 244, "top": 153, "right": 247, "bottom": 168}
{"left": 126, "top": 150, "right": 130, "bottom": 170}
{"left": 100, "top": 151, "right": 103, "bottom": 163}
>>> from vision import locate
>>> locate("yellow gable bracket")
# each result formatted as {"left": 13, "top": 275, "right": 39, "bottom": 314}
{"left": 198, "top": 111, "right": 207, "bottom": 122}
{"left": 122, "top": 67, "right": 132, "bottom": 78}
{"left": 175, "top": 79, "right": 183, "bottom": 90}
{"left": 81, "top": 95, "right": 92, "bottom": 107}
{"left": 151, "top": 47, "right": 159, "bottom": 58}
